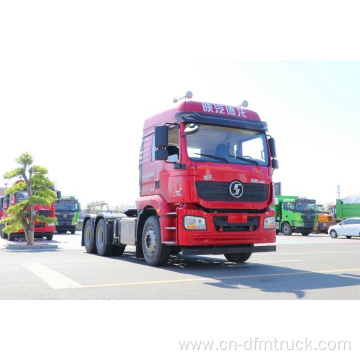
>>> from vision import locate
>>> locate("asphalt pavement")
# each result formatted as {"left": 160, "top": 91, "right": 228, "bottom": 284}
{"left": 1, "top": 231, "right": 360, "bottom": 300}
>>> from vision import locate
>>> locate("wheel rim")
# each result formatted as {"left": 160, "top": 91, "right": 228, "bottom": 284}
{"left": 84, "top": 225, "right": 90, "bottom": 247}
{"left": 144, "top": 227, "right": 157, "bottom": 255}
{"left": 96, "top": 225, "right": 104, "bottom": 248}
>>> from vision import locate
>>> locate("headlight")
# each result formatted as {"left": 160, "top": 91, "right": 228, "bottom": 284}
{"left": 184, "top": 216, "right": 207, "bottom": 230}
{"left": 264, "top": 216, "right": 275, "bottom": 229}
{"left": 48, "top": 222, "right": 56, "bottom": 227}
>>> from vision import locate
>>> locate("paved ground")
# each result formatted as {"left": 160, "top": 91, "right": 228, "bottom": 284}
{"left": 1, "top": 231, "right": 360, "bottom": 300}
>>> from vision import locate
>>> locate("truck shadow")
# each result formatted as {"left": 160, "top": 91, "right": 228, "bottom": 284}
{"left": 110, "top": 251, "right": 360, "bottom": 299}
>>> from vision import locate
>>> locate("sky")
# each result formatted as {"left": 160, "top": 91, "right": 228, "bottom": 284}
{"left": 1, "top": 1, "right": 359, "bottom": 211}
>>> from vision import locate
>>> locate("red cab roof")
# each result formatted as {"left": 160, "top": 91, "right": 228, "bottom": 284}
{"left": 143, "top": 100, "right": 261, "bottom": 132}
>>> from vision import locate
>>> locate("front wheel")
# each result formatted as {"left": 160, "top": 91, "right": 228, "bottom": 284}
{"left": 224, "top": 252, "right": 252, "bottom": 263}
{"left": 301, "top": 232, "right": 310, "bottom": 236}
{"left": 330, "top": 230, "right": 337, "bottom": 238}
{"left": 142, "top": 216, "right": 171, "bottom": 266}
{"left": 282, "top": 223, "right": 292, "bottom": 236}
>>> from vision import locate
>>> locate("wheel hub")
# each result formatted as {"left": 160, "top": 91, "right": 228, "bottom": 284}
{"left": 145, "top": 228, "right": 156, "bottom": 254}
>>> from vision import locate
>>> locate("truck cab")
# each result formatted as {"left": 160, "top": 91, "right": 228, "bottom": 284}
{"left": 1, "top": 184, "right": 56, "bottom": 240}
{"left": 55, "top": 196, "right": 80, "bottom": 234}
{"left": 82, "top": 99, "right": 279, "bottom": 266}
{"left": 273, "top": 196, "right": 317, "bottom": 236}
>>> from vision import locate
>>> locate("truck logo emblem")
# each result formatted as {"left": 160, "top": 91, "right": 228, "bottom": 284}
{"left": 229, "top": 180, "right": 243, "bottom": 198}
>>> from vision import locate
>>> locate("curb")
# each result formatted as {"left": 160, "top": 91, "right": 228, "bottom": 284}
{"left": 4, "top": 243, "right": 59, "bottom": 251}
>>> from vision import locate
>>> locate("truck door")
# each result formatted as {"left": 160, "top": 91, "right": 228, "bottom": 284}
{"left": 156, "top": 127, "right": 182, "bottom": 203}
{"left": 139, "top": 134, "right": 157, "bottom": 197}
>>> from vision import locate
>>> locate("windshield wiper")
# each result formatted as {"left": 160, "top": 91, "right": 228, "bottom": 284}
{"left": 194, "top": 153, "right": 229, "bottom": 163}
{"left": 228, "top": 155, "right": 260, "bottom": 165}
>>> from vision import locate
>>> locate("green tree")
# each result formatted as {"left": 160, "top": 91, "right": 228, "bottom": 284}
{"left": 0, "top": 153, "right": 57, "bottom": 245}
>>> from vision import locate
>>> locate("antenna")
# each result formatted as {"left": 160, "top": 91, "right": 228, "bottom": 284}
{"left": 173, "top": 91, "right": 193, "bottom": 103}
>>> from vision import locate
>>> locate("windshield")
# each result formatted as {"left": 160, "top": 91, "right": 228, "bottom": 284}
{"left": 185, "top": 124, "right": 269, "bottom": 166}
{"left": 15, "top": 191, "right": 29, "bottom": 203}
{"left": 55, "top": 201, "right": 79, "bottom": 211}
{"left": 295, "top": 200, "right": 316, "bottom": 212}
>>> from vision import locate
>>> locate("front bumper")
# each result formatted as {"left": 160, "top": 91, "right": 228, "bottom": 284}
{"left": 172, "top": 206, "right": 276, "bottom": 247}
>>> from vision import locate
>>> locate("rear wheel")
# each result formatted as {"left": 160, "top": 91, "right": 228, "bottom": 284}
{"left": 142, "top": 216, "right": 171, "bottom": 266}
{"left": 95, "top": 219, "right": 113, "bottom": 256}
{"left": 330, "top": 230, "right": 337, "bottom": 238}
{"left": 84, "top": 220, "right": 96, "bottom": 253}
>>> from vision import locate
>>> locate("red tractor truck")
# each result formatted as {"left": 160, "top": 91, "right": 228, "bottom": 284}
{"left": 0, "top": 184, "right": 56, "bottom": 240}
{"left": 82, "top": 96, "right": 279, "bottom": 266}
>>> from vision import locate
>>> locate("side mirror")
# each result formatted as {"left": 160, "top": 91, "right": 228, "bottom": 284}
{"left": 272, "top": 158, "right": 279, "bottom": 169}
{"left": 155, "top": 126, "right": 168, "bottom": 148}
{"left": 57, "top": 190, "right": 62, "bottom": 199}
{"left": 155, "top": 149, "right": 168, "bottom": 161}
{"left": 268, "top": 138, "right": 277, "bottom": 158}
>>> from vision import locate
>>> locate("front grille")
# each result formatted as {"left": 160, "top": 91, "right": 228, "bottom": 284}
{"left": 37, "top": 210, "right": 52, "bottom": 217}
{"left": 58, "top": 218, "right": 72, "bottom": 226}
{"left": 196, "top": 181, "right": 269, "bottom": 202}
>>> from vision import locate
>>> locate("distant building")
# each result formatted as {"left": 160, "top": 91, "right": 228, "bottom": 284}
{"left": 0, "top": 187, "right": 6, "bottom": 196}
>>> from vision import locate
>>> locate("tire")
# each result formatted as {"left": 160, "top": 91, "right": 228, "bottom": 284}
{"left": 282, "top": 223, "right": 292, "bottom": 236}
{"left": 113, "top": 245, "right": 126, "bottom": 256}
{"left": 142, "top": 216, "right": 171, "bottom": 266}
{"left": 301, "top": 232, "right": 310, "bottom": 236}
{"left": 330, "top": 230, "right": 337, "bottom": 238}
{"left": 95, "top": 218, "right": 113, "bottom": 256}
{"left": 1, "top": 225, "right": 8, "bottom": 239}
{"left": 46, "top": 234, "right": 53, "bottom": 240}
{"left": 71, "top": 230, "right": 75, "bottom": 234}
{"left": 9, "top": 233, "right": 16, "bottom": 240}
{"left": 346, "top": 236, "right": 352, "bottom": 239}
{"left": 224, "top": 252, "right": 252, "bottom": 263}
{"left": 83, "top": 220, "right": 96, "bottom": 253}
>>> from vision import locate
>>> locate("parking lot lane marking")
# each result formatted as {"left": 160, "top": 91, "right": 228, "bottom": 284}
{"left": 83, "top": 267, "right": 360, "bottom": 289}
{"left": 22, "top": 262, "right": 82, "bottom": 289}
